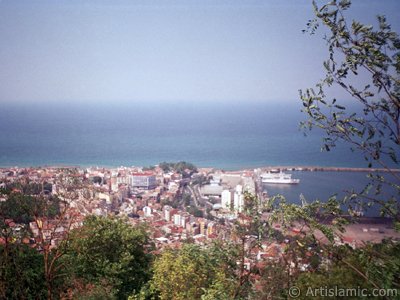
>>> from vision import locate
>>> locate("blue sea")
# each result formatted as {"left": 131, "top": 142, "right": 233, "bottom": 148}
{"left": 262, "top": 171, "right": 399, "bottom": 217}
{"left": 0, "top": 100, "right": 371, "bottom": 169}
{"left": 1, "top": 101, "right": 398, "bottom": 215}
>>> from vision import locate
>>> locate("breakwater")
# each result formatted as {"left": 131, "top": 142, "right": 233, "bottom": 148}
{"left": 261, "top": 166, "right": 400, "bottom": 173}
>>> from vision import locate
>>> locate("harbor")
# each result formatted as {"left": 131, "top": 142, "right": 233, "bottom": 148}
{"left": 258, "top": 166, "right": 400, "bottom": 173}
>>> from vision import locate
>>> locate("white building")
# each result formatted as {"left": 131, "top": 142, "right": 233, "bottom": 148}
{"left": 110, "top": 177, "right": 119, "bottom": 192}
{"left": 180, "top": 215, "right": 189, "bottom": 228}
{"left": 98, "top": 192, "right": 112, "bottom": 204}
{"left": 129, "top": 173, "right": 157, "bottom": 189}
{"left": 143, "top": 206, "right": 152, "bottom": 217}
{"left": 221, "top": 189, "right": 233, "bottom": 210}
{"left": 210, "top": 176, "right": 221, "bottom": 186}
{"left": 116, "top": 176, "right": 129, "bottom": 185}
{"left": 173, "top": 214, "right": 181, "bottom": 226}
{"left": 233, "top": 185, "right": 244, "bottom": 213}
{"left": 163, "top": 205, "right": 172, "bottom": 221}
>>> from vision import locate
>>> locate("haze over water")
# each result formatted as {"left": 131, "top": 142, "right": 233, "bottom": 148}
{"left": 1, "top": 1, "right": 399, "bottom": 171}
{"left": 1, "top": 101, "right": 368, "bottom": 169}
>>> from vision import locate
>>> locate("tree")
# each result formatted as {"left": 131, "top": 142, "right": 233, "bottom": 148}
{"left": 300, "top": 0, "right": 400, "bottom": 221}
{"left": 0, "top": 187, "right": 60, "bottom": 225}
{"left": 293, "top": 0, "right": 400, "bottom": 295}
{"left": 0, "top": 183, "right": 68, "bottom": 300}
{"left": 149, "top": 244, "right": 213, "bottom": 300}
{"left": 159, "top": 161, "right": 197, "bottom": 177}
{"left": 191, "top": 174, "right": 209, "bottom": 187}
{"left": 64, "top": 215, "right": 152, "bottom": 299}
{"left": 147, "top": 243, "right": 237, "bottom": 300}
{"left": 0, "top": 243, "right": 47, "bottom": 299}
{"left": 293, "top": 240, "right": 400, "bottom": 299}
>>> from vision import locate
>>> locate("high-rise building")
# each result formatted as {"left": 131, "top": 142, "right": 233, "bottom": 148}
{"left": 221, "top": 189, "right": 233, "bottom": 210}
{"left": 163, "top": 205, "right": 172, "bottom": 221}
{"left": 173, "top": 214, "right": 181, "bottom": 226}
{"left": 233, "top": 185, "right": 244, "bottom": 213}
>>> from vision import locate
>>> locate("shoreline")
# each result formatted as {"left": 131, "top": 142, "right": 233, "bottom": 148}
{"left": 0, "top": 164, "right": 399, "bottom": 173}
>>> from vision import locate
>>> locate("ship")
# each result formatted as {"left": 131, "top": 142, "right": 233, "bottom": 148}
{"left": 260, "top": 171, "right": 300, "bottom": 184}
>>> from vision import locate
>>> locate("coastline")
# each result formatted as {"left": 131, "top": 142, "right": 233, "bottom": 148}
{"left": 0, "top": 164, "right": 399, "bottom": 173}
{"left": 1, "top": 164, "right": 399, "bottom": 241}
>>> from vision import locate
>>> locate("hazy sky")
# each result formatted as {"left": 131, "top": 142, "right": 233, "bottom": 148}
{"left": 0, "top": 0, "right": 399, "bottom": 104}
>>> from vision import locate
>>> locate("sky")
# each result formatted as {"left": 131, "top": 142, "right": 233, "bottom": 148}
{"left": 0, "top": 0, "right": 399, "bottom": 104}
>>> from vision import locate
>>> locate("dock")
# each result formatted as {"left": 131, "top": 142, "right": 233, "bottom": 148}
{"left": 260, "top": 166, "right": 400, "bottom": 173}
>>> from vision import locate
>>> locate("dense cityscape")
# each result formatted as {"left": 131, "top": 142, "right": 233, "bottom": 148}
{"left": 2, "top": 163, "right": 398, "bottom": 254}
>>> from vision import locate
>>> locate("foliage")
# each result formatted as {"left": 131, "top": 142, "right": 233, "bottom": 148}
{"left": 255, "top": 261, "right": 291, "bottom": 300}
{"left": 143, "top": 165, "right": 156, "bottom": 171}
{"left": 294, "top": 266, "right": 368, "bottom": 300}
{"left": 201, "top": 269, "right": 237, "bottom": 300}
{"left": 149, "top": 244, "right": 212, "bottom": 300}
{"left": 187, "top": 205, "right": 204, "bottom": 218}
{"left": 62, "top": 279, "right": 117, "bottom": 300}
{"left": 64, "top": 215, "right": 153, "bottom": 299}
{"left": 291, "top": 1, "right": 400, "bottom": 294}
{"left": 300, "top": 0, "right": 400, "bottom": 220}
{"left": 0, "top": 244, "right": 47, "bottom": 299}
{"left": 0, "top": 180, "right": 84, "bottom": 300}
{"left": 228, "top": 192, "right": 275, "bottom": 299}
{"left": 354, "top": 239, "right": 400, "bottom": 290}
{"left": 269, "top": 194, "right": 348, "bottom": 242}
{"left": 183, "top": 193, "right": 192, "bottom": 206}
{"left": 301, "top": 0, "right": 400, "bottom": 164}
{"left": 293, "top": 240, "right": 400, "bottom": 299}
{"left": 147, "top": 243, "right": 237, "bottom": 300}
{"left": 254, "top": 3, "right": 400, "bottom": 297}
{"left": 0, "top": 189, "right": 60, "bottom": 225}
{"left": 191, "top": 174, "right": 209, "bottom": 186}
{"left": 9, "top": 181, "right": 46, "bottom": 195}
{"left": 159, "top": 161, "right": 197, "bottom": 177}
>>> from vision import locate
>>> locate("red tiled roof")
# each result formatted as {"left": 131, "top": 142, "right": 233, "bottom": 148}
{"left": 342, "top": 236, "right": 354, "bottom": 243}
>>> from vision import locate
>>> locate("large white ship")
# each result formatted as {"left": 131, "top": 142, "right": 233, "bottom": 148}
{"left": 260, "top": 171, "right": 300, "bottom": 184}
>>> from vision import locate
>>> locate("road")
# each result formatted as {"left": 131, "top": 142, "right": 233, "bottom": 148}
{"left": 186, "top": 183, "right": 213, "bottom": 217}
{"left": 186, "top": 184, "right": 200, "bottom": 207}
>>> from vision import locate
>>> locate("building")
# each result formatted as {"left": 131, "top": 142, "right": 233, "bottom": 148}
{"left": 201, "top": 184, "right": 223, "bottom": 197}
{"left": 199, "top": 219, "right": 206, "bottom": 235}
{"left": 110, "top": 177, "right": 118, "bottom": 192}
{"left": 221, "top": 189, "right": 233, "bottom": 210}
{"left": 207, "top": 221, "right": 216, "bottom": 237}
{"left": 233, "top": 185, "right": 244, "bottom": 213}
{"left": 116, "top": 176, "right": 129, "bottom": 185}
{"left": 129, "top": 173, "right": 157, "bottom": 189}
{"left": 173, "top": 214, "right": 182, "bottom": 226}
{"left": 180, "top": 214, "right": 190, "bottom": 228}
{"left": 143, "top": 206, "right": 152, "bottom": 217}
{"left": 163, "top": 205, "right": 172, "bottom": 222}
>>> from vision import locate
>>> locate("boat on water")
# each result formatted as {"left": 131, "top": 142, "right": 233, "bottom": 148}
{"left": 260, "top": 171, "right": 300, "bottom": 184}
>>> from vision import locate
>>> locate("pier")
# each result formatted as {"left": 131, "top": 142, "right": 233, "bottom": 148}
{"left": 260, "top": 166, "right": 400, "bottom": 173}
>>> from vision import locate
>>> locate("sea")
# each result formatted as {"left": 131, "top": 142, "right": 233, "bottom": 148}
{"left": 0, "top": 100, "right": 398, "bottom": 215}
{"left": 0, "top": 100, "right": 371, "bottom": 168}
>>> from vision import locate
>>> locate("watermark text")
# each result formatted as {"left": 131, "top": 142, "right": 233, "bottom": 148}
{"left": 288, "top": 285, "right": 398, "bottom": 298}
